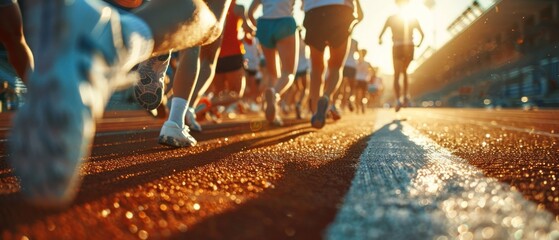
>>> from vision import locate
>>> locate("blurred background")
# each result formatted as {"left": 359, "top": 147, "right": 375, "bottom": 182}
{"left": 0, "top": 0, "right": 557, "bottom": 112}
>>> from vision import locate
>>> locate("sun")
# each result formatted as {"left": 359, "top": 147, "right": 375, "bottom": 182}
{"left": 398, "top": 0, "right": 432, "bottom": 24}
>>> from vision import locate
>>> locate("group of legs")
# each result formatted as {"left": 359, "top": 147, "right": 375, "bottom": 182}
{"left": 0, "top": 0, "right": 235, "bottom": 206}
{"left": 0, "top": 0, "right": 364, "bottom": 206}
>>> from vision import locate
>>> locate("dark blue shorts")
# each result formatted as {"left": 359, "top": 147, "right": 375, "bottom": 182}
{"left": 256, "top": 17, "right": 297, "bottom": 49}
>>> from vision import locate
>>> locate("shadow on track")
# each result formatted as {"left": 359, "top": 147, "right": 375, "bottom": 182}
{"left": 171, "top": 132, "right": 373, "bottom": 240}
{"left": 0, "top": 119, "right": 317, "bottom": 230}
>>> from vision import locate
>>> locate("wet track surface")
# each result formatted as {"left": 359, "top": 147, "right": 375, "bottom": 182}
{"left": 0, "top": 108, "right": 558, "bottom": 239}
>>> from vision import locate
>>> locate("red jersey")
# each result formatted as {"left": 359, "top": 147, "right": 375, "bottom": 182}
{"left": 219, "top": 3, "right": 245, "bottom": 57}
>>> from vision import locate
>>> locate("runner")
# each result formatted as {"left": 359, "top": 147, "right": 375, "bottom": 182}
{"left": 132, "top": 0, "right": 233, "bottom": 142}
{"left": 246, "top": 0, "right": 298, "bottom": 126}
{"left": 303, "top": 0, "right": 363, "bottom": 129}
{"left": 340, "top": 38, "right": 359, "bottom": 112}
{"left": 7, "top": 0, "right": 232, "bottom": 206}
{"left": 242, "top": 36, "right": 263, "bottom": 112}
{"left": 209, "top": 1, "right": 248, "bottom": 118}
{"left": 354, "top": 49, "right": 373, "bottom": 114}
{"left": 378, "top": 0, "right": 424, "bottom": 112}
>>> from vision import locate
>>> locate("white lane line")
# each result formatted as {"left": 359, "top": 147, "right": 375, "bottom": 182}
{"left": 418, "top": 113, "right": 559, "bottom": 138}
{"left": 326, "top": 114, "right": 559, "bottom": 240}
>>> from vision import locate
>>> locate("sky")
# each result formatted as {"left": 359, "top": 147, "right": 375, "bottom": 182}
{"left": 237, "top": 0, "right": 497, "bottom": 75}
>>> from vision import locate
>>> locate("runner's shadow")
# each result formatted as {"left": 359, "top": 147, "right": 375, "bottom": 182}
{"left": 86, "top": 118, "right": 311, "bottom": 163}
{"left": 170, "top": 131, "right": 372, "bottom": 240}
{"left": 0, "top": 123, "right": 316, "bottom": 230}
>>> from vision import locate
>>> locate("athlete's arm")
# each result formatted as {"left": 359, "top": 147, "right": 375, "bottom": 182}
{"left": 354, "top": 0, "right": 363, "bottom": 23}
{"left": 414, "top": 18, "right": 425, "bottom": 47}
{"left": 378, "top": 18, "right": 390, "bottom": 45}
{"left": 244, "top": 0, "right": 260, "bottom": 35}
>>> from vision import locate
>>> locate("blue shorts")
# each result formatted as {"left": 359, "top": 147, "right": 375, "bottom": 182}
{"left": 256, "top": 17, "right": 297, "bottom": 49}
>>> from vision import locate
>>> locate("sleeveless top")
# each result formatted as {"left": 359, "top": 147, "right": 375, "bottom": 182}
{"left": 303, "top": 0, "right": 354, "bottom": 12}
{"left": 260, "top": 0, "right": 295, "bottom": 19}
{"left": 219, "top": 2, "right": 245, "bottom": 57}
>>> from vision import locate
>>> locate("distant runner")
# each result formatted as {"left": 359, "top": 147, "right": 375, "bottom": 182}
{"left": 378, "top": 0, "right": 424, "bottom": 112}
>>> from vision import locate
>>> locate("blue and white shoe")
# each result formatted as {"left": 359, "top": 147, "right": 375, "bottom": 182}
{"left": 185, "top": 107, "right": 202, "bottom": 132}
{"left": 134, "top": 53, "right": 171, "bottom": 110}
{"left": 158, "top": 121, "right": 198, "bottom": 147}
{"left": 311, "top": 96, "right": 329, "bottom": 129}
{"left": 8, "top": 0, "right": 153, "bottom": 207}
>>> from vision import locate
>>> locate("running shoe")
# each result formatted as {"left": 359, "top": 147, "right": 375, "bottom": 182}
{"left": 195, "top": 97, "right": 212, "bottom": 121}
{"left": 311, "top": 96, "right": 329, "bottom": 129}
{"left": 264, "top": 88, "right": 277, "bottom": 122}
{"left": 8, "top": 0, "right": 152, "bottom": 207}
{"left": 347, "top": 100, "right": 355, "bottom": 112}
{"left": 134, "top": 54, "right": 171, "bottom": 110}
{"left": 265, "top": 88, "right": 282, "bottom": 125}
{"left": 395, "top": 100, "right": 402, "bottom": 112}
{"left": 185, "top": 107, "right": 202, "bottom": 132}
{"left": 330, "top": 105, "right": 342, "bottom": 121}
{"left": 158, "top": 121, "right": 198, "bottom": 147}
{"left": 295, "top": 102, "right": 302, "bottom": 119}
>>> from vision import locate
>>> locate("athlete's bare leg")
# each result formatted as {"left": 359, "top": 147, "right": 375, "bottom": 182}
{"left": 323, "top": 39, "right": 351, "bottom": 104}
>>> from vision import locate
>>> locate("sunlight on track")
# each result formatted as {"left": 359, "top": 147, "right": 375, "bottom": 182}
{"left": 327, "top": 111, "right": 559, "bottom": 240}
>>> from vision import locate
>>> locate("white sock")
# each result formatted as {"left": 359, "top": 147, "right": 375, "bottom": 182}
{"left": 169, "top": 97, "right": 189, "bottom": 127}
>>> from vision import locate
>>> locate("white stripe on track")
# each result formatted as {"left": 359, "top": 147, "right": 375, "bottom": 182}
{"left": 326, "top": 113, "right": 559, "bottom": 240}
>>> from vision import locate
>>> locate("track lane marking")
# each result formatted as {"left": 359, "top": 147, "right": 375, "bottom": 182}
{"left": 326, "top": 112, "right": 559, "bottom": 239}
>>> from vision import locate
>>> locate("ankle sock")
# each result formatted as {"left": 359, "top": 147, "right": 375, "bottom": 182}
{"left": 169, "top": 97, "right": 189, "bottom": 127}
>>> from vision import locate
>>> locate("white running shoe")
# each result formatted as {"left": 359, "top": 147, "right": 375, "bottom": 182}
{"left": 265, "top": 88, "right": 283, "bottom": 126}
{"left": 8, "top": 0, "right": 153, "bottom": 207}
{"left": 311, "top": 96, "right": 329, "bottom": 129}
{"left": 158, "top": 121, "right": 198, "bottom": 147}
{"left": 185, "top": 107, "right": 202, "bottom": 132}
{"left": 134, "top": 53, "right": 171, "bottom": 110}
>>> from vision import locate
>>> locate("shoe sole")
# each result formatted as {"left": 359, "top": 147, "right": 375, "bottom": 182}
{"left": 265, "top": 89, "right": 276, "bottom": 123}
{"left": 158, "top": 135, "right": 197, "bottom": 148}
{"left": 134, "top": 56, "right": 169, "bottom": 110}
{"left": 311, "top": 97, "right": 329, "bottom": 129}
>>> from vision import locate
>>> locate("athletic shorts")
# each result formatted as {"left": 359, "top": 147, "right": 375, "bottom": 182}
{"left": 343, "top": 66, "right": 356, "bottom": 79}
{"left": 368, "top": 84, "right": 379, "bottom": 94}
{"left": 216, "top": 54, "right": 244, "bottom": 74}
{"left": 295, "top": 70, "right": 308, "bottom": 79}
{"left": 303, "top": 5, "right": 355, "bottom": 51}
{"left": 393, "top": 44, "right": 415, "bottom": 63}
{"left": 256, "top": 17, "right": 297, "bottom": 49}
{"left": 244, "top": 68, "right": 258, "bottom": 77}
{"left": 0, "top": 0, "right": 16, "bottom": 7}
